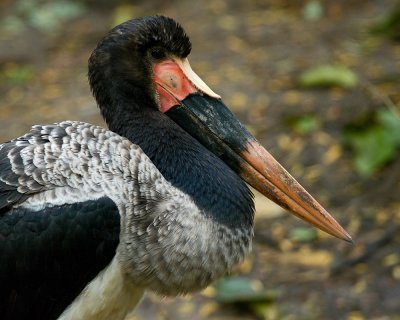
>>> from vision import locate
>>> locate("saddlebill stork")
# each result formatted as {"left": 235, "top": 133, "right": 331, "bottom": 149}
{"left": 0, "top": 16, "right": 352, "bottom": 320}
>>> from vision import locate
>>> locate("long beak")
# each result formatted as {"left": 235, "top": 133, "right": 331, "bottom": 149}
{"left": 153, "top": 58, "right": 352, "bottom": 242}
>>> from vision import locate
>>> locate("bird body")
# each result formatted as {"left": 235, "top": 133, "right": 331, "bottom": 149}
{"left": 0, "top": 16, "right": 351, "bottom": 320}
{"left": 1, "top": 121, "right": 252, "bottom": 319}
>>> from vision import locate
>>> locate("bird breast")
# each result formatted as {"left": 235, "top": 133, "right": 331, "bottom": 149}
{"left": 117, "top": 192, "right": 253, "bottom": 296}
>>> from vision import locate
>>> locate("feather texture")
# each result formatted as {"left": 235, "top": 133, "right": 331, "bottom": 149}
{"left": 1, "top": 121, "right": 252, "bottom": 319}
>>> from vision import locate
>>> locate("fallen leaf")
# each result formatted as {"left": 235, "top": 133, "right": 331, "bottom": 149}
{"left": 298, "top": 65, "right": 358, "bottom": 89}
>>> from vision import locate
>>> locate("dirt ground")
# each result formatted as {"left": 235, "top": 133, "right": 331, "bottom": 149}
{"left": 1, "top": 1, "right": 399, "bottom": 319}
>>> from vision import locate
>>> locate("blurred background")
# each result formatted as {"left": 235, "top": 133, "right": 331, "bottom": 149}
{"left": 1, "top": 0, "right": 399, "bottom": 319}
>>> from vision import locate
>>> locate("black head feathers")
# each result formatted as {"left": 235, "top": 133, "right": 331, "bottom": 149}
{"left": 114, "top": 16, "right": 192, "bottom": 57}
{"left": 88, "top": 16, "right": 192, "bottom": 120}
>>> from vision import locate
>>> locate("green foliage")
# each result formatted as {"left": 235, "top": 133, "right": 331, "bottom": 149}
{"left": 298, "top": 65, "right": 358, "bottom": 89}
{"left": 302, "top": 0, "right": 324, "bottom": 21}
{"left": 378, "top": 109, "right": 400, "bottom": 144}
{"left": 286, "top": 114, "right": 319, "bottom": 135}
{"left": 343, "top": 110, "right": 400, "bottom": 176}
{"left": 215, "top": 277, "right": 278, "bottom": 303}
{"left": 1, "top": 65, "right": 34, "bottom": 84}
{"left": 215, "top": 277, "right": 280, "bottom": 319}
{"left": 289, "top": 227, "right": 318, "bottom": 242}
{"left": 1, "top": 0, "right": 86, "bottom": 35}
{"left": 370, "top": 5, "right": 400, "bottom": 41}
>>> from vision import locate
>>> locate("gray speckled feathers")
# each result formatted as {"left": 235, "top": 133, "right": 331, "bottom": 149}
{"left": 0, "top": 121, "right": 252, "bottom": 296}
{"left": 1, "top": 121, "right": 146, "bottom": 211}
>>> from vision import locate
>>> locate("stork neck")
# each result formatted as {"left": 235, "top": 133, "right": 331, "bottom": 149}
{"left": 104, "top": 103, "right": 254, "bottom": 229}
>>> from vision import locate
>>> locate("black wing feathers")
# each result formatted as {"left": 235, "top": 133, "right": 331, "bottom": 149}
{"left": 0, "top": 123, "right": 124, "bottom": 319}
{"left": 0, "top": 198, "right": 120, "bottom": 320}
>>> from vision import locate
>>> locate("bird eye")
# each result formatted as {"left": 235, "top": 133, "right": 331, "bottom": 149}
{"left": 150, "top": 48, "right": 166, "bottom": 60}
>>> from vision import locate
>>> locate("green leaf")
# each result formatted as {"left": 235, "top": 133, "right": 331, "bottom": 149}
{"left": 377, "top": 110, "right": 400, "bottom": 144}
{"left": 251, "top": 302, "right": 280, "bottom": 320}
{"left": 289, "top": 227, "right": 318, "bottom": 242}
{"left": 298, "top": 65, "right": 358, "bottom": 89}
{"left": 215, "top": 277, "right": 278, "bottom": 304}
{"left": 302, "top": 1, "right": 324, "bottom": 21}
{"left": 2, "top": 65, "right": 34, "bottom": 84}
{"left": 370, "top": 5, "right": 400, "bottom": 40}
{"left": 346, "top": 126, "right": 397, "bottom": 176}
{"left": 286, "top": 114, "right": 318, "bottom": 135}
{"left": 343, "top": 110, "right": 400, "bottom": 176}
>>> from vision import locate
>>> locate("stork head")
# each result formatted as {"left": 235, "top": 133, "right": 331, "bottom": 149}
{"left": 89, "top": 16, "right": 351, "bottom": 243}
